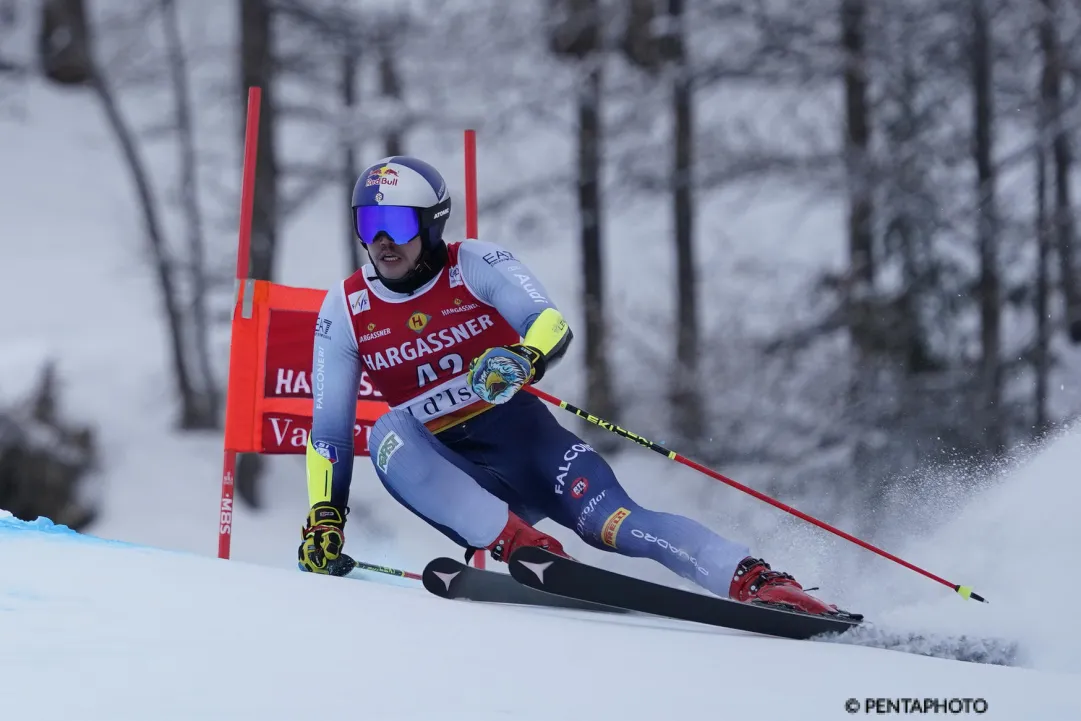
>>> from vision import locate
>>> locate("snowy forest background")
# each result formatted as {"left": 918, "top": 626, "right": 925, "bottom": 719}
{"left": 2, "top": 0, "right": 1081, "bottom": 573}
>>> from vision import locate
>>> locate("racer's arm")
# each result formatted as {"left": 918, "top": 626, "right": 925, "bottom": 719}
{"left": 457, "top": 241, "right": 572, "bottom": 379}
{"left": 306, "top": 283, "right": 363, "bottom": 509}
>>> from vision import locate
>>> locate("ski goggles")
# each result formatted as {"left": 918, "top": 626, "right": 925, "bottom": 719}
{"left": 354, "top": 205, "right": 420, "bottom": 245}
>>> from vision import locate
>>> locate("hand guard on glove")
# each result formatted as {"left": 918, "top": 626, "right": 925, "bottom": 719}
{"left": 467, "top": 344, "right": 545, "bottom": 405}
{"left": 298, "top": 502, "right": 349, "bottom": 574}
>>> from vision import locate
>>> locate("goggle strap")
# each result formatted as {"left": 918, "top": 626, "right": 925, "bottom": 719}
{"left": 418, "top": 197, "right": 451, "bottom": 228}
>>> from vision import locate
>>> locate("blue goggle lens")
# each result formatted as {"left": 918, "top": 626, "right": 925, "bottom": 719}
{"left": 355, "top": 206, "right": 420, "bottom": 245}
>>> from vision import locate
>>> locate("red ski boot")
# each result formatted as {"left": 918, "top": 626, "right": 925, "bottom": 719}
{"left": 729, "top": 557, "right": 841, "bottom": 617}
{"left": 486, "top": 511, "right": 570, "bottom": 563}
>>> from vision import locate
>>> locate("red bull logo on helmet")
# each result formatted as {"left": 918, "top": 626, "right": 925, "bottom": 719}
{"left": 365, "top": 166, "right": 399, "bottom": 187}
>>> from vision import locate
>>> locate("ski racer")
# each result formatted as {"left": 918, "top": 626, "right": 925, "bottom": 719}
{"left": 298, "top": 154, "right": 846, "bottom": 617}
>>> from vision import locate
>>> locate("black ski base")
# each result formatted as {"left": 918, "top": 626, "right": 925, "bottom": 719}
{"left": 507, "top": 548, "right": 863, "bottom": 641}
{"left": 421, "top": 556, "right": 629, "bottom": 615}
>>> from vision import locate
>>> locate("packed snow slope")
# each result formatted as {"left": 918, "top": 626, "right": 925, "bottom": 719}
{"left": 0, "top": 512, "right": 1078, "bottom": 721}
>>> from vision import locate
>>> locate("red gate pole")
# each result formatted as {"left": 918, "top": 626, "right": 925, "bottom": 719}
{"left": 463, "top": 128, "right": 485, "bottom": 569}
{"left": 218, "top": 86, "right": 262, "bottom": 560}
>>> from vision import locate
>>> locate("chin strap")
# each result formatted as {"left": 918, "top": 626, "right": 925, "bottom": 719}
{"left": 369, "top": 241, "right": 447, "bottom": 295}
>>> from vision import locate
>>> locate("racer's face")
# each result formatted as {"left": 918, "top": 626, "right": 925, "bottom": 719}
{"left": 369, "top": 233, "right": 422, "bottom": 279}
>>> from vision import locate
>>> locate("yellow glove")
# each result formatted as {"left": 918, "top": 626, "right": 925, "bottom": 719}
{"left": 298, "top": 502, "right": 347, "bottom": 574}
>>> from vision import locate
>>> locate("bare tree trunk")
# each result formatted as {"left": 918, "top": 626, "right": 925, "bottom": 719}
{"left": 840, "top": 0, "right": 877, "bottom": 477}
{"left": 161, "top": 0, "right": 219, "bottom": 428}
{"left": 341, "top": 48, "right": 362, "bottom": 271}
{"left": 971, "top": 0, "right": 1002, "bottom": 452}
{"left": 667, "top": 0, "right": 703, "bottom": 442}
{"left": 577, "top": 58, "right": 617, "bottom": 426}
{"left": 1035, "top": 0, "right": 1062, "bottom": 431}
{"left": 1035, "top": 123, "right": 1051, "bottom": 433}
{"left": 378, "top": 38, "right": 403, "bottom": 157}
{"left": 89, "top": 68, "right": 207, "bottom": 429}
{"left": 237, "top": 0, "right": 280, "bottom": 508}
{"left": 842, "top": 0, "right": 873, "bottom": 296}
{"left": 1038, "top": 0, "right": 1081, "bottom": 343}
{"left": 842, "top": 0, "right": 874, "bottom": 370}
{"left": 47, "top": 0, "right": 211, "bottom": 429}
{"left": 1058, "top": 144, "right": 1081, "bottom": 342}
{"left": 548, "top": 0, "right": 616, "bottom": 439}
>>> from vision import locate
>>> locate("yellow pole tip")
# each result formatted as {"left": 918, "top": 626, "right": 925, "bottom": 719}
{"left": 957, "top": 585, "right": 973, "bottom": 600}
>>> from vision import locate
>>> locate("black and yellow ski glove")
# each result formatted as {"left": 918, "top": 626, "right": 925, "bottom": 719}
{"left": 298, "top": 502, "right": 348, "bottom": 574}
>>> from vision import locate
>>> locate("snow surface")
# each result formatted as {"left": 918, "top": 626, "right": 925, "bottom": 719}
{"left": 1, "top": 512, "right": 1078, "bottom": 721}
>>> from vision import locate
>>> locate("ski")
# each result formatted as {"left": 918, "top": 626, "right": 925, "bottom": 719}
{"left": 508, "top": 548, "right": 864, "bottom": 641}
{"left": 421, "top": 556, "right": 629, "bottom": 615}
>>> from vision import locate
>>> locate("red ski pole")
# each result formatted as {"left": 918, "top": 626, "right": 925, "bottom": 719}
{"left": 524, "top": 386, "right": 987, "bottom": 603}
